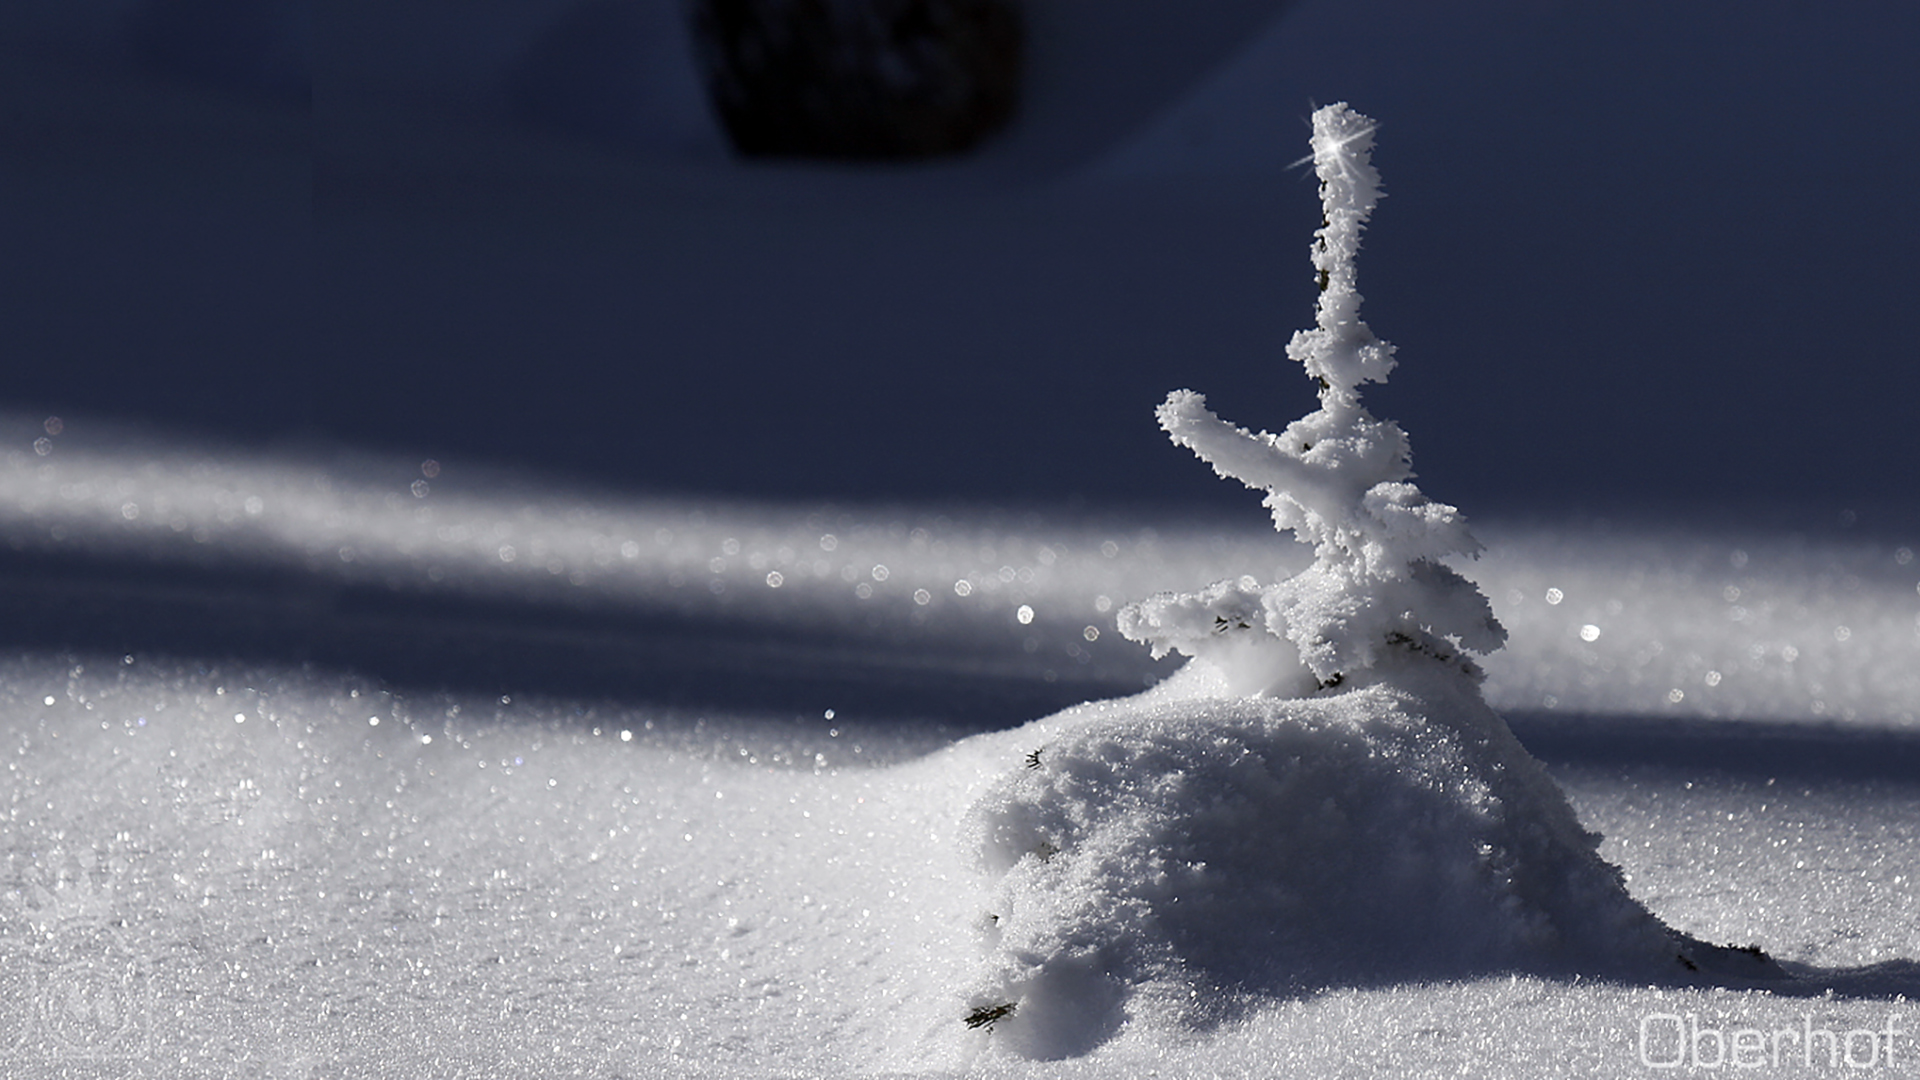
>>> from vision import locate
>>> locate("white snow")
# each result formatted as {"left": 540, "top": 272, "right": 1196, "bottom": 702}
{"left": 3, "top": 425, "right": 1918, "bottom": 1077}
{"left": 5, "top": 3, "right": 1920, "bottom": 1073}
{"left": 953, "top": 660, "right": 1711, "bottom": 1065}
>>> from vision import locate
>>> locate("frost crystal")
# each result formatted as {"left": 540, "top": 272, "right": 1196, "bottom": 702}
{"left": 1119, "top": 103, "right": 1505, "bottom": 691}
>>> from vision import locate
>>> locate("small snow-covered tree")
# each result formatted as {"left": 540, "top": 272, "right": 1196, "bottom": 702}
{"left": 1119, "top": 102, "right": 1504, "bottom": 695}
{"left": 952, "top": 105, "right": 1782, "bottom": 1062}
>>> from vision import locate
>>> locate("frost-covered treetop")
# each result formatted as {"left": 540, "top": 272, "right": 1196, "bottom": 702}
{"left": 1121, "top": 103, "right": 1504, "bottom": 693}
{"left": 1290, "top": 101, "right": 1395, "bottom": 405}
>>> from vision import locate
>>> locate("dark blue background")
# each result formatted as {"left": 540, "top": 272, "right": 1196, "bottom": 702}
{"left": 6, "top": 1, "right": 1917, "bottom": 520}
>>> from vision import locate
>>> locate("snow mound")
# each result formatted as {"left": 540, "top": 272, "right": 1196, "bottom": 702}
{"left": 951, "top": 658, "right": 1781, "bottom": 1060}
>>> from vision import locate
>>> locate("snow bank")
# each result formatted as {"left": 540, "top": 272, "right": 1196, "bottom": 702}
{"left": 944, "top": 657, "right": 1787, "bottom": 1062}
{"left": 11, "top": 647, "right": 1899, "bottom": 1078}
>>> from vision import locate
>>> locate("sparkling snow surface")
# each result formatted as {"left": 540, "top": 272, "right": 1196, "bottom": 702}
{"left": 3, "top": 428, "right": 1918, "bottom": 1077}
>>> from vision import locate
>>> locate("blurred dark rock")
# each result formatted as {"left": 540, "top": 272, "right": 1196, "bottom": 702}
{"left": 692, "top": 0, "right": 1022, "bottom": 159}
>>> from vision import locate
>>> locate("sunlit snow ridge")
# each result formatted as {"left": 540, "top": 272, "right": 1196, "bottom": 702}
{"left": 5, "top": 415, "right": 1918, "bottom": 728}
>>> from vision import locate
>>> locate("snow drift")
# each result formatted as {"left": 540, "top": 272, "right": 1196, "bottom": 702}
{"left": 953, "top": 660, "right": 1782, "bottom": 1061}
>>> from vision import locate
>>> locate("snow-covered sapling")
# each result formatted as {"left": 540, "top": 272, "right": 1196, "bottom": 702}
{"left": 948, "top": 103, "right": 1782, "bottom": 1065}
{"left": 1119, "top": 103, "right": 1504, "bottom": 696}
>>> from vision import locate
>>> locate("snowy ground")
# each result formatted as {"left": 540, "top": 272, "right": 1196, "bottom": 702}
{"left": 6, "top": 3, "right": 1919, "bottom": 1076}
{"left": 3, "top": 424, "right": 1918, "bottom": 1078}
